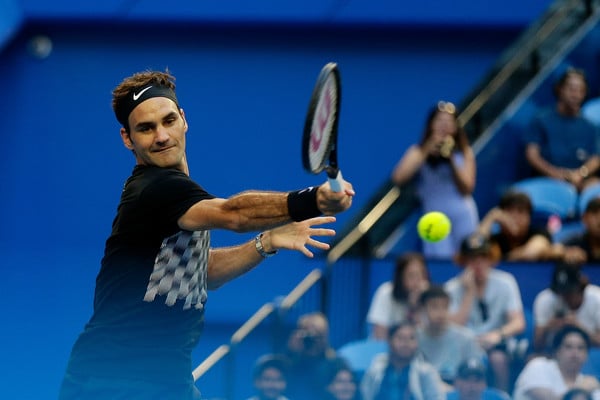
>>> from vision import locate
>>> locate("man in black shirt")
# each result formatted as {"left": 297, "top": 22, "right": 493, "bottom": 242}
{"left": 59, "top": 70, "right": 354, "bottom": 399}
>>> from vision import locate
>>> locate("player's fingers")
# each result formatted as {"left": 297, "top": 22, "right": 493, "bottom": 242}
{"left": 308, "top": 238, "right": 331, "bottom": 250}
{"left": 299, "top": 246, "right": 314, "bottom": 258}
{"left": 310, "top": 228, "right": 336, "bottom": 237}
{"left": 306, "top": 216, "right": 336, "bottom": 226}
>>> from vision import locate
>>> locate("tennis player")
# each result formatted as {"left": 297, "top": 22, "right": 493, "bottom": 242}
{"left": 58, "top": 69, "right": 354, "bottom": 399}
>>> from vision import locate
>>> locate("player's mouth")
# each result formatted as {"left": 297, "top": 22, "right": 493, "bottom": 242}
{"left": 153, "top": 146, "right": 175, "bottom": 153}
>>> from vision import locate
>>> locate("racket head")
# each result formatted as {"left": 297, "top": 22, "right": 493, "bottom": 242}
{"left": 302, "top": 62, "right": 341, "bottom": 175}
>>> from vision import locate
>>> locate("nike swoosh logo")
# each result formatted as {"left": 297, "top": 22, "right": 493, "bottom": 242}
{"left": 133, "top": 86, "right": 152, "bottom": 101}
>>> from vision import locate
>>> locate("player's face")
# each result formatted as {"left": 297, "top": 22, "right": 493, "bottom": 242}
{"left": 255, "top": 367, "right": 286, "bottom": 400}
{"left": 121, "top": 97, "right": 189, "bottom": 172}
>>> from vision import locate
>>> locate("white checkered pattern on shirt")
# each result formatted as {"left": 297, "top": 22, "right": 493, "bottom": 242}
{"left": 143, "top": 230, "right": 209, "bottom": 310}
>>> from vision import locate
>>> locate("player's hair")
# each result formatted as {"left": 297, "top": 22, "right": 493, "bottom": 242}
{"left": 112, "top": 69, "right": 178, "bottom": 130}
{"left": 392, "top": 252, "right": 429, "bottom": 302}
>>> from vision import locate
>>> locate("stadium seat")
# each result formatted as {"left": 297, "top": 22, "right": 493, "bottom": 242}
{"left": 337, "top": 338, "right": 387, "bottom": 379}
{"left": 510, "top": 177, "right": 578, "bottom": 222}
{"left": 582, "top": 348, "right": 600, "bottom": 376}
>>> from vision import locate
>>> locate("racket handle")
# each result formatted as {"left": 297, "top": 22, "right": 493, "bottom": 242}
{"left": 327, "top": 169, "right": 344, "bottom": 192}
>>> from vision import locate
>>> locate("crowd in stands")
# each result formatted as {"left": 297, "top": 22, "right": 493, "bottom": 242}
{"left": 244, "top": 66, "right": 600, "bottom": 400}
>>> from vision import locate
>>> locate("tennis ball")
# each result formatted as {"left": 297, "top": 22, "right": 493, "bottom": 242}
{"left": 417, "top": 211, "right": 451, "bottom": 242}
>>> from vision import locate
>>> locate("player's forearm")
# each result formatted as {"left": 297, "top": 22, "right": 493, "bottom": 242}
{"left": 221, "top": 191, "right": 291, "bottom": 230}
{"left": 206, "top": 241, "right": 263, "bottom": 289}
{"left": 180, "top": 192, "right": 291, "bottom": 232}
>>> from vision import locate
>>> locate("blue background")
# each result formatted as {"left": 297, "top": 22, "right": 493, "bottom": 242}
{"left": 0, "top": 1, "right": 572, "bottom": 398}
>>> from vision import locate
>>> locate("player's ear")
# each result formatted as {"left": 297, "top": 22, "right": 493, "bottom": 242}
{"left": 120, "top": 128, "right": 135, "bottom": 150}
{"left": 180, "top": 108, "right": 188, "bottom": 133}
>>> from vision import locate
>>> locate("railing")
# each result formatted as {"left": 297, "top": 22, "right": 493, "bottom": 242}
{"left": 192, "top": 269, "right": 323, "bottom": 398}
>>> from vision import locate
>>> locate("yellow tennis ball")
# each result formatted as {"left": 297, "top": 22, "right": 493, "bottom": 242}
{"left": 417, "top": 211, "right": 452, "bottom": 242}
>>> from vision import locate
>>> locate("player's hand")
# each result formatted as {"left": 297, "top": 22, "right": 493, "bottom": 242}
{"left": 317, "top": 180, "right": 355, "bottom": 215}
{"left": 266, "top": 216, "right": 336, "bottom": 258}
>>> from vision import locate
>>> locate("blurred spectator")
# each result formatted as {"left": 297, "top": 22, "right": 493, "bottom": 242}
{"left": 561, "top": 197, "right": 600, "bottom": 265}
{"left": 285, "top": 312, "right": 339, "bottom": 399}
{"left": 513, "top": 325, "right": 600, "bottom": 400}
{"left": 445, "top": 234, "right": 525, "bottom": 392}
{"left": 361, "top": 321, "right": 445, "bottom": 400}
{"left": 524, "top": 67, "right": 600, "bottom": 192}
{"left": 247, "top": 354, "right": 290, "bottom": 400}
{"left": 367, "top": 252, "right": 430, "bottom": 340}
{"left": 391, "top": 101, "right": 479, "bottom": 259}
{"left": 446, "top": 357, "right": 511, "bottom": 400}
{"left": 417, "top": 285, "right": 485, "bottom": 386}
{"left": 477, "top": 190, "right": 561, "bottom": 261}
{"left": 563, "top": 388, "right": 594, "bottom": 400}
{"left": 320, "top": 357, "right": 362, "bottom": 400}
{"left": 533, "top": 263, "right": 600, "bottom": 354}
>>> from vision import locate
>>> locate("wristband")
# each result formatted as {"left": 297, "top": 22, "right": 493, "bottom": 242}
{"left": 255, "top": 233, "right": 278, "bottom": 258}
{"left": 287, "top": 186, "right": 321, "bottom": 222}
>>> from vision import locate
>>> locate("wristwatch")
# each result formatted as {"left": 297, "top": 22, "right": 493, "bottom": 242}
{"left": 255, "top": 233, "right": 278, "bottom": 258}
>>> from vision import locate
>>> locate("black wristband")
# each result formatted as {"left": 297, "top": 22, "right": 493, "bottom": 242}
{"left": 287, "top": 186, "right": 321, "bottom": 222}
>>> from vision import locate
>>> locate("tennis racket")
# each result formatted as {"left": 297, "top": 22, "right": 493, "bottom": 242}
{"left": 302, "top": 62, "right": 343, "bottom": 192}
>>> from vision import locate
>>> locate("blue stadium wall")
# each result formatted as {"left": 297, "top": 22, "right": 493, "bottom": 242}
{"left": 0, "top": 1, "right": 557, "bottom": 398}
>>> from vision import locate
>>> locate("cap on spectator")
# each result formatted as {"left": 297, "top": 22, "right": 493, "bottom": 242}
{"left": 455, "top": 233, "right": 500, "bottom": 266}
{"left": 459, "top": 234, "right": 491, "bottom": 256}
{"left": 550, "top": 263, "right": 586, "bottom": 294}
{"left": 456, "top": 357, "right": 487, "bottom": 380}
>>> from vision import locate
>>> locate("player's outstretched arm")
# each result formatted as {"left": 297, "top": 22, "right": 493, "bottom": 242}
{"left": 206, "top": 216, "right": 336, "bottom": 290}
{"left": 178, "top": 183, "right": 353, "bottom": 232}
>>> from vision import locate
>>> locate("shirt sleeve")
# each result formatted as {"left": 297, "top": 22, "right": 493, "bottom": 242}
{"left": 144, "top": 170, "right": 215, "bottom": 227}
{"left": 504, "top": 274, "right": 524, "bottom": 313}
{"left": 533, "top": 290, "right": 555, "bottom": 327}
{"left": 366, "top": 282, "right": 392, "bottom": 326}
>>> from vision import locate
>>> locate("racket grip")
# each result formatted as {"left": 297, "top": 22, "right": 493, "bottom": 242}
{"left": 327, "top": 169, "right": 344, "bottom": 192}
